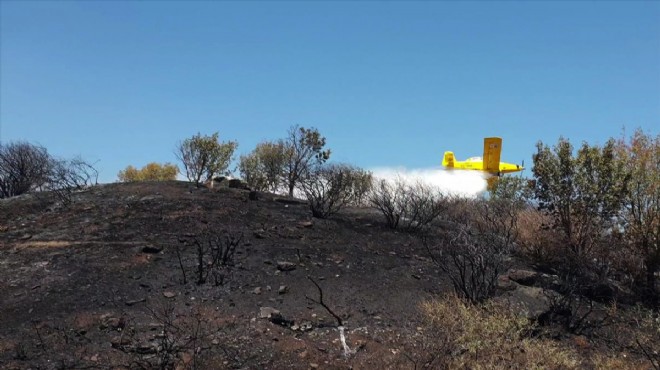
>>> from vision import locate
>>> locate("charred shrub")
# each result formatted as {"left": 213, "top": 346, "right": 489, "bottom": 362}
{"left": 0, "top": 141, "right": 51, "bottom": 198}
{"left": 369, "top": 177, "right": 446, "bottom": 232}
{"left": 177, "top": 226, "right": 243, "bottom": 285}
{"left": 0, "top": 141, "right": 98, "bottom": 204}
{"left": 301, "top": 163, "right": 372, "bottom": 218}
{"left": 45, "top": 156, "right": 99, "bottom": 205}
{"left": 425, "top": 198, "right": 518, "bottom": 303}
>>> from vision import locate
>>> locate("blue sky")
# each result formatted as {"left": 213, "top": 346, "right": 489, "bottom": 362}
{"left": 1, "top": 1, "right": 658, "bottom": 184}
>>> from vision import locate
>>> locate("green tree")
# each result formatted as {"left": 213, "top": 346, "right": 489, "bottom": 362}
{"left": 175, "top": 132, "right": 237, "bottom": 186}
{"left": 488, "top": 175, "right": 533, "bottom": 206}
{"left": 117, "top": 162, "right": 178, "bottom": 182}
{"left": 532, "top": 137, "right": 629, "bottom": 261}
{"left": 282, "top": 125, "right": 331, "bottom": 197}
{"left": 238, "top": 141, "right": 287, "bottom": 192}
{"left": 615, "top": 128, "right": 659, "bottom": 297}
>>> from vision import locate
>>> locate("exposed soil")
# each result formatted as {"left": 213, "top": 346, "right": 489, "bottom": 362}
{"left": 0, "top": 181, "right": 655, "bottom": 369}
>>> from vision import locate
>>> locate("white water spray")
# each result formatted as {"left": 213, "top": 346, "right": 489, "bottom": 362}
{"left": 370, "top": 167, "right": 489, "bottom": 198}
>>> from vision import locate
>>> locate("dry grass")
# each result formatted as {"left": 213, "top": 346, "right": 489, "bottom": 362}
{"left": 421, "top": 294, "right": 579, "bottom": 369}
{"left": 418, "top": 294, "right": 647, "bottom": 370}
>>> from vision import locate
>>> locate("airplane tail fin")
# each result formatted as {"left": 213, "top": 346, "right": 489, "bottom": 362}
{"left": 442, "top": 151, "right": 455, "bottom": 168}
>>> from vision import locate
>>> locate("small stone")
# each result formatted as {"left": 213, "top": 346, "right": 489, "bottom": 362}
{"left": 212, "top": 339, "right": 220, "bottom": 345}
{"left": 310, "top": 363, "right": 319, "bottom": 369}
{"left": 278, "top": 285, "right": 289, "bottom": 294}
{"left": 163, "top": 291, "right": 176, "bottom": 298}
{"left": 253, "top": 287, "right": 262, "bottom": 295}
{"left": 298, "top": 221, "right": 314, "bottom": 228}
{"left": 19, "top": 234, "right": 32, "bottom": 241}
{"left": 125, "top": 298, "right": 146, "bottom": 306}
{"left": 277, "top": 261, "right": 296, "bottom": 272}
{"left": 299, "top": 321, "right": 313, "bottom": 331}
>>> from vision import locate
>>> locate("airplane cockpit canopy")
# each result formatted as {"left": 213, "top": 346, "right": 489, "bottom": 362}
{"left": 466, "top": 156, "right": 482, "bottom": 162}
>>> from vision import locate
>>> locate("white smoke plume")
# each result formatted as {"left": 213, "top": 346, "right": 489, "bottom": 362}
{"left": 369, "top": 167, "right": 489, "bottom": 198}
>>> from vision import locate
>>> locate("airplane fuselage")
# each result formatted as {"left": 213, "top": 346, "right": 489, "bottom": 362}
{"left": 442, "top": 137, "right": 524, "bottom": 177}
{"left": 450, "top": 157, "right": 523, "bottom": 175}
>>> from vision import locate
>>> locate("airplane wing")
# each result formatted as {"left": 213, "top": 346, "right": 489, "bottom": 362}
{"left": 482, "top": 137, "right": 502, "bottom": 174}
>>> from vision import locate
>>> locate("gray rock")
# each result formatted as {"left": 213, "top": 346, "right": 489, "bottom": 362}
{"left": 278, "top": 285, "right": 289, "bottom": 295}
{"left": 162, "top": 291, "right": 176, "bottom": 298}
{"left": 508, "top": 269, "right": 539, "bottom": 286}
{"left": 259, "top": 306, "right": 281, "bottom": 319}
{"left": 496, "top": 275, "right": 517, "bottom": 291}
{"left": 496, "top": 285, "right": 553, "bottom": 320}
{"left": 298, "top": 221, "right": 314, "bottom": 228}
{"left": 139, "top": 195, "right": 163, "bottom": 202}
{"left": 125, "top": 298, "right": 146, "bottom": 306}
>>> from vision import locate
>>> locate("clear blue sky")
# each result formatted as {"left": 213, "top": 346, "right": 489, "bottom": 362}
{"left": 1, "top": 1, "right": 658, "bottom": 183}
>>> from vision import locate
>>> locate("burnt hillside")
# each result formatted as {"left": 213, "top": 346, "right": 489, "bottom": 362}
{"left": 0, "top": 181, "right": 656, "bottom": 369}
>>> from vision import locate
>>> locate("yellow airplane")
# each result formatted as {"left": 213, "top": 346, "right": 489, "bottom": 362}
{"left": 442, "top": 137, "right": 523, "bottom": 185}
